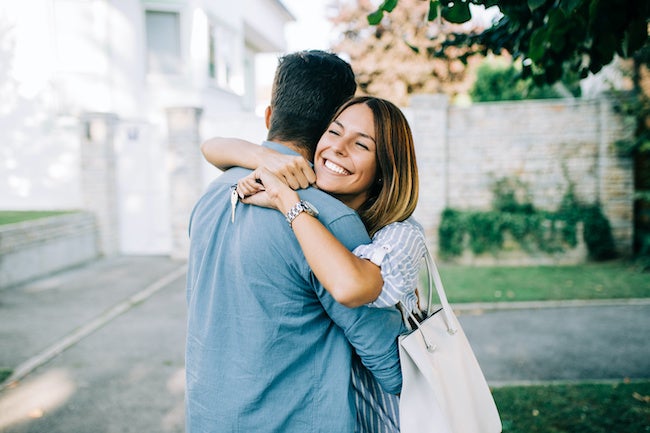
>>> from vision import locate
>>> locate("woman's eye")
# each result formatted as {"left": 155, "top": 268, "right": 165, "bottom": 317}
{"left": 356, "top": 142, "right": 370, "bottom": 150}
{"left": 328, "top": 129, "right": 341, "bottom": 136}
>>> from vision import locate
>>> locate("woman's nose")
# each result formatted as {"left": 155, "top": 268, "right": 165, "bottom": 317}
{"left": 331, "top": 138, "right": 347, "bottom": 155}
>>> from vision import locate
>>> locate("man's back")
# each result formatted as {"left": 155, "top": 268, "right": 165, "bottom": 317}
{"left": 186, "top": 143, "right": 404, "bottom": 433}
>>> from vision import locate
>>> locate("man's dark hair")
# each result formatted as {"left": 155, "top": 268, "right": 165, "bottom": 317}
{"left": 267, "top": 50, "right": 356, "bottom": 158}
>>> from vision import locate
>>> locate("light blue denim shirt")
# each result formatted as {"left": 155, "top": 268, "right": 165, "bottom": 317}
{"left": 186, "top": 142, "right": 405, "bottom": 433}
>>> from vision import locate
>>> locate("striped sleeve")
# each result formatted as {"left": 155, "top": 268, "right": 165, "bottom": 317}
{"left": 353, "top": 218, "right": 427, "bottom": 313}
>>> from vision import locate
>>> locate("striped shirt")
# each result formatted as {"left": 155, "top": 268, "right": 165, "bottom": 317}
{"left": 354, "top": 217, "right": 427, "bottom": 313}
{"left": 351, "top": 217, "right": 428, "bottom": 433}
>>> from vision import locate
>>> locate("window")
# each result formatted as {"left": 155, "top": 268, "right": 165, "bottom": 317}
{"left": 207, "top": 23, "right": 237, "bottom": 91}
{"left": 145, "top": 10, "right": 181, "bottom": 74}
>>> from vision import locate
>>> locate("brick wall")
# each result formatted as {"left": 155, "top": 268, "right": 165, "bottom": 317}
{"left": 409, "top": 95, "right": 634, "bottom": 261}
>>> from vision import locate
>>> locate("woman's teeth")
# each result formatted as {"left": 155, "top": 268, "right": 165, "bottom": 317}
{"left": 325, "top": 160, "right": 350, "bottom": 175}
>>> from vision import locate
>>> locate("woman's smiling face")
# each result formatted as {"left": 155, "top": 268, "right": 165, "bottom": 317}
{"left": 314, "top": 102, "right": 378, "bottom": 210}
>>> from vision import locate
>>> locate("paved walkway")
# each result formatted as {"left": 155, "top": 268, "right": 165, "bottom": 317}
{"left": 0, "top": 256, "right": 648, "bottom": 432}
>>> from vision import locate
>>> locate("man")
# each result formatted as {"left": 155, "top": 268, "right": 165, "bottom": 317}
{"left": 186, "top": 50, "right": 404, "bottom": 432}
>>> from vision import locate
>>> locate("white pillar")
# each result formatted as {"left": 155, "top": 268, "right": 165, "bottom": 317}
{"left": 409, "top": 94, "right": 450, "bottom": 257}
{"left": 80, "top": 112, "right": 120, "bottom": 256}
{"left": 166, "top": 106, "right": 204, "bottom": 259}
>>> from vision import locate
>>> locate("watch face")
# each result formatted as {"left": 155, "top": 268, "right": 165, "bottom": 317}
{"left": 303, "top": 201, "right": 319, "bottom": 217}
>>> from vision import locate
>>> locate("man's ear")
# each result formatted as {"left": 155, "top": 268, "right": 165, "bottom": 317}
{"left": 264, "top": 106, "right": 272, "bottom": 129}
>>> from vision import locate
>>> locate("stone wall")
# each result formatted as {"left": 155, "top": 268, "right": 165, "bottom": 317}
{"left": 4, "top": 96, "right": 631, "bottom": 265}
{"left": 0, "top": 212, "right": 99, "bottom": 289}
{"left": 409, "top": 95, "right": 634, "bottom": 261}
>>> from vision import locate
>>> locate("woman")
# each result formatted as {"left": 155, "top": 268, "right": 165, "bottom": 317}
{"left": 203, "top": 96, "right": 427, "bottom": 432}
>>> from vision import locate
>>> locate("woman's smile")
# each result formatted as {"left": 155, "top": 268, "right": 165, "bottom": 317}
{"left": 324, "top": 159, "right": 351, "bottom": 175}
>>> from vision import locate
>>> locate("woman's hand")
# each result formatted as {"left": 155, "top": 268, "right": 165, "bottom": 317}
{"left": 258, "top": 150, "right": 316, "bottom": 190}
{"left": 237, "top": 167, "right": 300, "bottom": 213}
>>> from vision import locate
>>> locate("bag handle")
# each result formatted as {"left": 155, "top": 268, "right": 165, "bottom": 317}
{"left": 400, "top": 245, "right": 457, "bottom": 339}
{"left": 422, "top": 247, "right": 457, "bottom": 335}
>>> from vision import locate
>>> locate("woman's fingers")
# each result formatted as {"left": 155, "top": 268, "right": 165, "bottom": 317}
{"left": 240, "top": 190, "right": 274, "bottom": 208}
{"left": 263, "top": 154, "right": 316, "bottom": 190}
{"left": 237, "top": 172, "right": 265, "bottom": 197}
{"left": 300, "top": 164, "right": 317, "bottom": 187}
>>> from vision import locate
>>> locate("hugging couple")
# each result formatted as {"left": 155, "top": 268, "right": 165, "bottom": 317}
{"left": 186, "top": 49, "right": 426, "bottom": 433}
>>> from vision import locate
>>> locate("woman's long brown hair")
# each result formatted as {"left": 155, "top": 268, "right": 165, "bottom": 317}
{"left": 333, "top": 96, "right": 420, "bottom": 236}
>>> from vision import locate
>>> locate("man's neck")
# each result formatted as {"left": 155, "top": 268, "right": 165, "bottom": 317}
{"left": 275, "top": 140, "right": 313, "bottom": 163}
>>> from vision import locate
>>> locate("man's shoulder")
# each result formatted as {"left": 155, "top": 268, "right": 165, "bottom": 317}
{"left": 298, "top": 188, "right": 371, "bottom": 249}
{"left": 298, "top": 188, "right": 352, "bottom": 219}
{"left": 206, "top": 167, "right": 251, "bottom": 189}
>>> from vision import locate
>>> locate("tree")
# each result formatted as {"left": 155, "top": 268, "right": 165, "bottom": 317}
{"left": 369, "top": 0, "right": 650, "bottom": 86}
{"left": 470, "top": 57, "right": 565, "bottom": 101}
{"left": 329, "top": 0, "right": 485, "bottom": 105}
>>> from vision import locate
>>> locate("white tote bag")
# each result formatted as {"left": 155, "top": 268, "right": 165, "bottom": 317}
{"left": 398, "top": 250, "right": 502, "bottom": 433}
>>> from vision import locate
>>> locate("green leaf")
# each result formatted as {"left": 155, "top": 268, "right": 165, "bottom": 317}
{"left": 527, "top": 0, "right": 547, "bottom": 11}
{"left": 528, "top": 27, "right": 548, "bottom": 61}
{"left": 379, "top": 0, "right": 399, "bottom": 13}
{"left": 367, "top": 9, "right": 384, "bottom": 25}
{"left": 639, "top": 140, "right": 650, "bottom": 153}
{"left": 367, "top": 0, "right": 399, "bottom": 24}
{"left": 405, "top": 40, "right": 420, "bottom": 54}
{"left": 548, "top": 31, "right": 566, "bottom": 53}
{"left": 624, "top": 17, "right": 648, "bottom": 57}
{"left": 442, "top": 1, "right": 472, "bottom": 24}
{"left": 427, "top": 0, "right": 440, "bottom": 21}
{"left": 559, "top": 0, "right": 584, "bottom": 14}
{"left": 595, "top": 32, "right": 617, "bottom": 65}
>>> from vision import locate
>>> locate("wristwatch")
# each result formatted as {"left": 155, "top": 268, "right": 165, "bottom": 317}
{"left": 286, "top": 200, "right": 319, "bottom": 227}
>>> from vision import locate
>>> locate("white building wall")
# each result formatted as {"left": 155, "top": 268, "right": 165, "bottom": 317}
{"left": 0, "top": 0, "right": 292, "bottom": 255}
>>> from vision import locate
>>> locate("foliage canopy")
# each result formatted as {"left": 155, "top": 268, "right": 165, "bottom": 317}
{"left": 369, "top": 0, "right": 650, "bottom": 86}
{"left": 330, "top": 0, "right": 483, "bottom": 105}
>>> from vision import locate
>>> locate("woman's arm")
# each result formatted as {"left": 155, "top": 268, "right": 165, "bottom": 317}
{"left": 239, "top": 168, "right": 383, "bottom": 307}
{"left": 201, "top": 137, "right": 315, "bottom": 190}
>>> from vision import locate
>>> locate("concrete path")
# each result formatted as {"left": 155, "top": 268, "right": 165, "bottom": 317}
{"left": 0, "top": 256, "right": 648, "bottom": 432}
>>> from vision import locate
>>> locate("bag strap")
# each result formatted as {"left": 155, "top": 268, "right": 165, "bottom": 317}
{"left": 422, "top": 247, "right": 457, "bottom": 335}
{"left": 399, "top": 245, "right": 457, "bottom": 337}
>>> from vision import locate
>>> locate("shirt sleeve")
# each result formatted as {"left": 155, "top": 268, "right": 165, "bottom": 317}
{"left": 313, "top": 279, "right": 406, "bottom": 395}
{"left": 311, "top": 213, "right": 406, "bottom": 395}
{"left": 353, "top": 220, "right": 428, "bottom": 314}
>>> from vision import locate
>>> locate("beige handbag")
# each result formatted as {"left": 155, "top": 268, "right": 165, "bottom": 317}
{"left": 398, "top": 250, "right": 502, "bottom": 433}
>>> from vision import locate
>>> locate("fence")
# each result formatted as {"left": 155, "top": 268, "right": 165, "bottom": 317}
{"left": 408, "top": 95, "right": 633, "bottom": 263}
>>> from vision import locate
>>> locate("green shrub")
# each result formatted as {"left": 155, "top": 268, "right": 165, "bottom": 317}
{"left": 438, "top": 209, "right": 464, "bottom": 257}
{"left": 582, "top": 204, "right": 617, "bottom": 260}
{"left": 438, "top": 178, "right": 617, "bottom": 261}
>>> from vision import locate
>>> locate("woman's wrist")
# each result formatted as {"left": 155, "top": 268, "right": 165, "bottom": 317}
{"left": 277, "top": 190, "right": 301, "bottom": 215}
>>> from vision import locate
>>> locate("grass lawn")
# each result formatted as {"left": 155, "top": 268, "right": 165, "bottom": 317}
{"left": 493, "top": 380, "right": 650, "bottom": 433}
{"left": 0, "top": 210, "right": 73, "bottom": 226}
{"left": 438, "top": 260, "right": 650, "bottom": 303}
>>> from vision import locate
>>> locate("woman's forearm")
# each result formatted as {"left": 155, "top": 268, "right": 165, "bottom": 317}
{"left": 293, "top": 214, "right": 383, "bottom": 307}
{"left": 202, "top": 137, "right": 315, "bottom": 189}
{"left": 201, "top": 137, "right": 266, "bottom": 171}
{"left": 275, "top": 193, "right": 382, "bottom": 307}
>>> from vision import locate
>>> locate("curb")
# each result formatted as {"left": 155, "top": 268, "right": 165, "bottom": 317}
{"left": 0, "top": 264, "right": 188, "bottom": 392}
{"left": 453, "top": 297, "right": 650, "bottom": 313}
{"left": 488, "top": 377, "right": 650, "bottom": 388}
